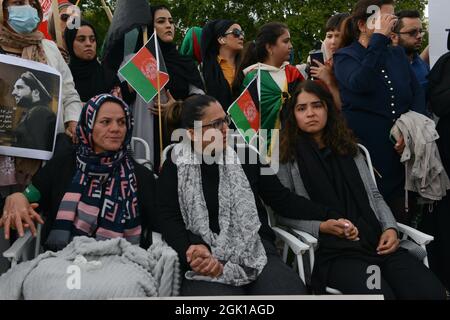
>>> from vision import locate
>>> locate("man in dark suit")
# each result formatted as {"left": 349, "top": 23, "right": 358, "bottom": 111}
{"left": 12, "top": 71, "right": 56, "bottom": 151}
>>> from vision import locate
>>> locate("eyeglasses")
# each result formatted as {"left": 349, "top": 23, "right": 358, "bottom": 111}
{"left": 395, "top": 28, "right": 427, "bottom": 38}
{"left": 60, "top": 13, "right": 70, "bottom": 22}
{"left": 224, "top": 28, "right": 245, "bottom": 39}
{"left": 201, "top": 115, "right": 232, "bottom": 130}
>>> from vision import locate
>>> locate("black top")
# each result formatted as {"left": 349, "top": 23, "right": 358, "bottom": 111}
{"left": 32, "top": 137, "right": 158, "bottom": 249}
{"left": 157, "top": 147, "right": 330, "bottom": 272}
{"left": 14, "top": 105, "right": 56, "bottom": 151}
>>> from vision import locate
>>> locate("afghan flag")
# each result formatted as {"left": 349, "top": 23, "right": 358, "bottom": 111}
{"left": 37, "top": 0, "right": 56, "bottom": 40}
{"left": 228, "top": 75, "right": 260, "bottom": 144}
{"left": 240, "top": 64, "right": 303, "bottom": 159}
{"left": 179, "top": 27, "right": 202, "bottom": 64}
{"left": 118, "top": 32, "right": 169, "bottom": 103}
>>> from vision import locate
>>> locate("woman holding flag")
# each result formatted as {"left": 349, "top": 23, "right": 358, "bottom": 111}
{"left": 116, "top": 4, "right": 204, "bottom": 170}
{"left": 233, "top": 22, "right": 304, "bottom": 158}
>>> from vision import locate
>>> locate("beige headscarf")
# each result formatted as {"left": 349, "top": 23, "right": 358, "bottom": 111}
{"left": 0, "top": 0, "right": 47, "bottom": 63}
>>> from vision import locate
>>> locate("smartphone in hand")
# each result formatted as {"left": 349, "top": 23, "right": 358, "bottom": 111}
{"left": 309, "top": 50, "right": 324, "bottom": 67}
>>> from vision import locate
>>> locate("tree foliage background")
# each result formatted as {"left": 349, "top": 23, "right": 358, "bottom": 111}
{"left": 79, "top": 0, "right": 428, "bottom": 63}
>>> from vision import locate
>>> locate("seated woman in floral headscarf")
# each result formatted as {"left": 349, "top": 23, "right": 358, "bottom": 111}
{"left": 1, "top": 94, "right": 158, "bottom": 251}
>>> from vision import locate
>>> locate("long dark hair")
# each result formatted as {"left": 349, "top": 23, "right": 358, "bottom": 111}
{"left": 232, "top": 22, "right": 288, "bottom": 97}
{"left": 340, "top": 0, "right": 395, "bottom": 48}
{"left": 280, "top": 80, "right": 358, "bottom": 163}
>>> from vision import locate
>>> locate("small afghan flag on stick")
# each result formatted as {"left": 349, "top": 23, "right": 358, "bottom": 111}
{"left": 228, "top": 74, "right": 260, "bottom": 144}
{"left": 119, "top": 32, "right": 169, "bottom": 103}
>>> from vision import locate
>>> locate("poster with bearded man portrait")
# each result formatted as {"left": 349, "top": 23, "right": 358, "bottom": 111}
{"left": 0, "top": 54, "right": 61, "bottom": 160}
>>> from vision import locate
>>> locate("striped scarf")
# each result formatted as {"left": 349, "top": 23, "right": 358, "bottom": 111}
{"left": 45, "top": 94, "right": 141, "bottom": 251}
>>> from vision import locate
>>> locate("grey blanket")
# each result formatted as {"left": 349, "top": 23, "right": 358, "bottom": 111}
{"left": 0, "top": 236, "right": 180, "bottom": 300}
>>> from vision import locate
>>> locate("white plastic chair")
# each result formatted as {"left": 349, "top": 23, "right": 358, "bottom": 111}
{"left": 281, "top": 144, "right": 434, "bottom": 294}
{"left": 130, "top": 137, "right": 153, "bottom": 170}
{"left": 3, "top": 226, "right": 42, "bottom": 267}
{"left": 357, "top": 143, "right": 433, "bottom": 267}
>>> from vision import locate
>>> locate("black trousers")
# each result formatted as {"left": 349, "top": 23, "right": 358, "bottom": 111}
{"left": 326, "top": 249, "right": 446, "bottom": 300}
{"left": 420, "top": 196, "right": 450, "bottom": 291}
{"left": 386, "top": 193, "right": 419, "bottom": 226}
{"left": 180, "top": 240, "right": 308, "bottom": 296}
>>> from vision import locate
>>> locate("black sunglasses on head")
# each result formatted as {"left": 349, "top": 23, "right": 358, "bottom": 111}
{"left": 224, "top": 28, "right": 245, "bottom": 38}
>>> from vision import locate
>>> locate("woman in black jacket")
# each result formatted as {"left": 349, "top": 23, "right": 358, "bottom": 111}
{"left": 1, "top": 94, "right": 158, "bottom": 250}
{"left": 157, "top": 94, "right": 336, "bottom": 296}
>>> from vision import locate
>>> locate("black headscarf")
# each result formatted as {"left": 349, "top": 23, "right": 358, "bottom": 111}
{"left": 157, "top": 37, "right": 204, "bottom": 100}
{"left": 65, "top": 20, "right": 119, "bottom": 102}
{"left": 201, "top": 19, "right": 235, "bottom": 109}
{"left": 101, "top": 0, "right": 152, "bottom": 72}
{"left": 151, "top": 6, "right": 204, "bottom": 100}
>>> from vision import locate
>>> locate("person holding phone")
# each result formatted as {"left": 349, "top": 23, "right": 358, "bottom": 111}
{"left": 333, "top": 0, "right": 427, "bottom": 225}
{"left": 308, "top": 13, "right": 349, "bottom": 110}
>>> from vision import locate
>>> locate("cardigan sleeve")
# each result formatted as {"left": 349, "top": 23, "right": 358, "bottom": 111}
{"left": 276, "top": 163, "right": 322, "bottom": 237}
{"left": 334, "top": 33, "right": 391, "bottom": 93}
{"left": 354, "top": 153, "right": 398, "bottom": 232}
{"left": 258, "top": 166, "right": 329, "bottom": 221}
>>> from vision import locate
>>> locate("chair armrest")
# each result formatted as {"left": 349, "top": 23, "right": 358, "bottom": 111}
{"left": 3, "top": 230, "right": 34, "bottom": 263}
{"left": 290, "top": 228, "right": 318, "bottom": 247}
{"left": 272, "top": 226, "right": 309, "bottom": 254}
{"left": 397, "top": 223, "right": 434, "bottom": 246}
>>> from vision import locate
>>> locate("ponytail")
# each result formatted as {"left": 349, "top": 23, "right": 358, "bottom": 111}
{"left": 339, "top": 0, "right": 395, "bottom": 49}
{"left": 339, "top": 16, "right": 357, "bottom": 49}
{"left": 232, "top": 41, "right": 258, "bottom": 98}
{"left": 232, "top": 22, "right": 288, "bottom": 97}
{"left": 164, "top": 100, "right": 183, "bottom": 141}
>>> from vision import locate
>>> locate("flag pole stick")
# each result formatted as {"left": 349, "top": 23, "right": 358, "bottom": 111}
{"left": 100, "top": 0, "right": 113, "bottom": 23}
{"left": 75, "top": 0, "right": 82, "bottom": 7}
{"left": 143, "top": 26, "right": 148, "bottom": 43}
{"left": 154, "top": 29, "right": 164, "bottom": 166}
{"left": 51, "top": 0, "right": 63, "bottom": 47}
{"left": 257, "top": 63, "right": 262, "bottom": 155}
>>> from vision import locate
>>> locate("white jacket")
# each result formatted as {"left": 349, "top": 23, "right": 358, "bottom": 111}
{"left": 393, "top": 111, "right": 450, "bottom": 201}
{"left": 42, "top": 39, "right": 82, "bottom": 131}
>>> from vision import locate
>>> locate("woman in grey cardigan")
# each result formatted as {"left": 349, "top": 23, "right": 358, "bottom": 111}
{"left": 277, "top": 80, "right": 445, "bottom": 299}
